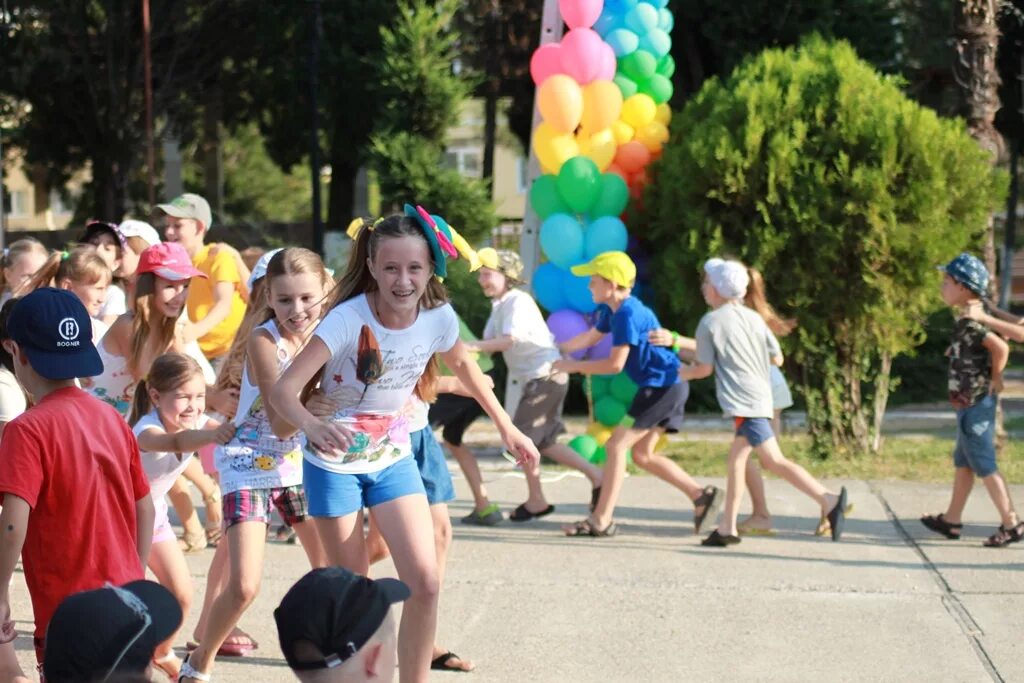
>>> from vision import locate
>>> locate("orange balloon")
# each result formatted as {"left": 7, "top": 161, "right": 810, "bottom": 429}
{"left": 537, "top": 75, "right": 584, "bottom": 134}
{"left": 635, "top": 121, "right": 669, "bottom": 153}
{"left": 581, "top": 80, "right": 624, "bottom": 134}
{"left": 614, "top": 141, "right": 651, "bottom": 174}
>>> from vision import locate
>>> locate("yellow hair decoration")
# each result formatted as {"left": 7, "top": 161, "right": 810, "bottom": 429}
{"left": 345, "top": 216, "right": 386, "bottom": 241}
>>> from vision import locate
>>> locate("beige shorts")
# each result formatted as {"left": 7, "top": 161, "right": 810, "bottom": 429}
{"left": 509, "top": 372, "right": 569, "bottom": 451}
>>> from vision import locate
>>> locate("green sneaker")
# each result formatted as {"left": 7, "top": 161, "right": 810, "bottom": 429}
{"left": 462, "top": 503, "right": 503, "bottom": 526}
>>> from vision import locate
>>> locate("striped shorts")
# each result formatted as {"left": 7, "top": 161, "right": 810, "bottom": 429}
{"left": 222, "top": 484, "right": 309, "bottom": 529}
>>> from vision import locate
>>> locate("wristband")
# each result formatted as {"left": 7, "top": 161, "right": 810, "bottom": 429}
{"left": 671, "top": 332, "right": 681, "bottom": 354}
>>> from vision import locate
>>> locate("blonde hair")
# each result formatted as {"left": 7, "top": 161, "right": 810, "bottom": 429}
{"left": 0, "top": 238, "right": 49, "bottom": 293}
{"left": 127, "top": 273, "right": 181, "bottom": 377}
{"left": 129, "top": 352, "right": 205, "bottom": 426}
{"left": 215, "top": 247, "right": 333, "bottom": 403}
{"left": 744, "top": 267, "right": 796, "bottom": 337}
{"left": 25, "top": 244, "right": 111, "bottom": 292}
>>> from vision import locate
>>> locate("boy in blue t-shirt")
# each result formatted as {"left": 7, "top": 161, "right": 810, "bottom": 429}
{"left": 555, "top": 252, "right": 722, "bottom": 537}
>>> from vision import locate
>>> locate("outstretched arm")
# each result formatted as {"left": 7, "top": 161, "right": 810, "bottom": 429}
{"left": 553, "top": 345, "right": 630, "bottom": 376}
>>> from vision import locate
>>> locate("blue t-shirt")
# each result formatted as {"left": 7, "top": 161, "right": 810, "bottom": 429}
{"left": 595, "top": 297, "right": 680, "bottom": 388}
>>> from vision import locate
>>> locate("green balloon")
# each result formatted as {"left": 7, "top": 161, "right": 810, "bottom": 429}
{"left": 569, "top": 435, "right": 599, "bottom": 461}
{"left": 656, "top": 54, "right": 676, "bottom": 78}
{"left": 614, "top": 74, "right": 638, "bottom": 99}
{"left": 595, "top": 396, "right": 627, "bottom": 427}
{"left": 591, "top": 446, "right": 606, "bottom": 465}
{"left": 589, "top": 174, "right": 629, "bottom": 218}
{"left": 589, "top": 375, "right": 612, "bottom": 398}
{"left": 620, "top": 50, "right": 658, "bottom": 82}
{"left": 610, "top": 373, "right": 639, "bottom": 404}
{"left": 557, "top": 156, "right": 602, "bottom": 214}
{"left": 640, "top": 74, "right": 674, "bottom": 104}
{"left": 530, "top": 175, "right": 570, "bottom": 219}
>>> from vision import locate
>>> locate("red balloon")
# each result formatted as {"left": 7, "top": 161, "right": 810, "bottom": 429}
{"left": 605, "top": 163, "right": 627, "bottom": 180}
{"left": 614, "top": 141, "right": 651, "bottom": 174}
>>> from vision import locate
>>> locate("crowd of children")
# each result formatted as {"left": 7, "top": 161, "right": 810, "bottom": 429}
{"left": 0, "top": 188, "right": 1018, "bottom": 682}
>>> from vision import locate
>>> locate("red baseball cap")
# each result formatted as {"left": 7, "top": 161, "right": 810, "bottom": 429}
{"left": 137, "top": 242, "right": 207, "bottom": 282}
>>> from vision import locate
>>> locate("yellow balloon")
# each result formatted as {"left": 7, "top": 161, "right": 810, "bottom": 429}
{"left": 578, "top": 128, "right": 616, "bottom": 171}
{"left": 533, "top": 122, "right": 579, "bottom": 174}
{"left": 538, "top": 75, "right": 584, "bottom": 134}
{"left": 635, "top": 120, "right": 670, "bottom": 153}
{"left": 620, "top": 94, "right": 657, "bottom": 129}
{"left": 655, "top": 103, "right": 672, "bottom": 126}
{"left": 581, "top": 80, "right": 624, "bottom": 134}
{"left": 586, "top": 422, "right": 613, "bottom": 446}
{"left": 611, "top": 120, "right": 635, "bottom": 145}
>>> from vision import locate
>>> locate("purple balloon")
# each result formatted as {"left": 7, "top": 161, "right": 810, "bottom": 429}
{"left": 547, "top": 308, "right": 591, "bottom": 360}
{"left": 588, "top": 332, "right": 614, "bottom": 360}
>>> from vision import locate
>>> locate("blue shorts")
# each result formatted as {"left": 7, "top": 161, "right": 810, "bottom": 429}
{"left": 734, "top": 417, "right": 775, "bottom": 448}
{"left": 411, "top": 428, "right": 455, "bottom": 506}
{"left": 953, "top": 394, "right": 998, "bottom": 477}
{"left": 303, "top": 455, "right": 426, "bottom": 518}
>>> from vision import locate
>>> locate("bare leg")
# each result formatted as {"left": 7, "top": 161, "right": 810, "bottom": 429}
{"left": 541, "top": 443, "right": 603, "bottom": 486}
{"left": 182, "top": 457, "right": 222, "bottom": 530}
{"left": 629, "top": 429, "right": 703, "bottom": 501}
{"left": 718, "top": 437, "right": 753, "bottom": 537}
{"left": 521, "top": 456, "right": 550, "bottom": 512}
{"left": 147, "top": 539, "right": 191, "bottom": 674}
{"left": 942, "top": 467, "right": 975, "bottom": 525}
{"left": 584, "top": 427, "right": 648, "bottom": 531}
{"left": 168, "top": 476, "right": 203, "bottom": 544}
{"left": 980, "top": 471, "right": 1019, "bottom": 528}
{"left": 757, "top": 438, "right": 837, "bottom": 511}
{"left": 365, "top": 513, "right": 391, "bottom": 565}
{"left": 446, "top": 441, "right": 493, "bottom": 513}
{"left": 427, "top": 503, "right": 472, "bottom": 672}
{"left": 291, "top": 519, "right": 327, "bottom": 568}
{"left": 314, "top": 510, "right": 370, "bottom": 574}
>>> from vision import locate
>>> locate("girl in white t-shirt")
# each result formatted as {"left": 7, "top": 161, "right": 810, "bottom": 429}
{"left": 257, "top": 208, "right": 540, "bottom": 683}
{"left": 184, "top": 248, "right": 332, "bottom": 680}
{"left": 128, "top": 353, "right": 235, "bottom": 678}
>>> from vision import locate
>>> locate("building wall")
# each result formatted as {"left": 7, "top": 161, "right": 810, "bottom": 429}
{"left": 1, "top": 149, "right": 80, "bottom": 231}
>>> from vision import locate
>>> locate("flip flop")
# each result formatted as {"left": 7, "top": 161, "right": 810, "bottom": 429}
{"left": 509, "top": 503, "right": 555, "bottom": 522}
{"left": 815, "top": 503, "right": 855, "bottom": 536}
{"left": 701, "top": 529, "right": 741, "bottom": 547}
{"left": 462, "top": 503, "right": 503, "bottom": 526}
{"left": 826, "top": 487, "right": 848, "bottom": 542}
{"left": 430, "top": 651, "right": 475, "bottom": 672}
{"left": 693, "top": 486, "right": 723, "bottom": 534}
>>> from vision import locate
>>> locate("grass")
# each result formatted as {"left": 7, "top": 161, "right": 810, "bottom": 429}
{"left": 658, "top": 435, "right": 1024, "bottom": 483}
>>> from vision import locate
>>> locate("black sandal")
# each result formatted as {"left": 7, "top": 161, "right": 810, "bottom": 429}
{"left": 920, "top": 513, "right": 963, "bottom": 540}
{"left": 826, "top": 486, "right": 848, "bottom": 542}
{"left": 983, "top": 522, "right": 1024, "bottom": 547}
{"left": 564, "top": 518, "right": 617, "bottom": 537}
{"left": 509, "top": 503, "right": 555, "bottom": 522}
{"left": 431, "top": 651, "right": 474, "bottom": 672}
{"left": 693, "top": 486, "right": 722, "bottom": 534}
{"left": 701, "top": 529, "right": 741, "bottom": 547}
{"left": 589, "top": 486, "right": 601, "bottom": 512}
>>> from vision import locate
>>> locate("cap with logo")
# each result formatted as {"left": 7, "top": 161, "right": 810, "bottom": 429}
{"left": 137, "top": 242, "right": 207, "bottom": 282}
{"left": 703, "top": 258, "right": 750, "bottom": 299}
{"left": 8, "top": 288, "right": 103, "bottom": 380}
{"left": 570, "top": 251, "right": 637, "bottom": 289}
{"left": 938, "top": 252, "right": 990, "bottom": 297}
{"left": 43, "top": 580, "right": 182, "bottom": 682}
{"left": 275, "top": 567, "right": 410, "bottom": 671}
{"left": 117, "top": 219, "right": 162, "bottom": 249}
{"left": 477, "top": 248, "right": 524, "bottom": 284}
{"left": 248, "top": 248, "right": 284, "bottom": 291}
{"left": 157, "top": 193, "right": 213, "bottom": 231}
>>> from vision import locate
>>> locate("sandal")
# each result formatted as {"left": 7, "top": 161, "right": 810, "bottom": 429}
{"left": 509, "top": 503, "right": 555, "bottom": 522}
{"left": 920, "top": 513, "right": 962, "bottom": 540}
{"left": 187, "top": 631, "right": 259, "bottom": 657}
{"left": 152, "top": 652, "right": 181, "bottom": 680}
{"left": 816, "top": 503, "right": 855, "bottom": 536}
{"left": 983, "top": 521, "right": 1024, "bottom": 547}
{"left": 273, "top": 524, "right": 297, "bottom": 544}
{"left": 693, "top": 485, "right": 723, "bottom": 535}
{"left": 590, "top": 486, "right": 602, "bottom": 512}
{"left": 737, "top": 515, "right": 776, "bottom": 536}
{"left": 701, "top": 529, "right": 741, "bottom": 547}
{"left": 461, "top": 503, "right": 503, "bottom": 526}
{"left": 430, "top": 651, "right": 475, "bottom": 672}
{"left": 826, "top": 487, "right": 848, "bottom": 542}
{"left": 178, "top": 528, "right": 208, "bottom": 554}
{"left": 563, "top": 518, "right": 617, "bottom": 537}
{"left": 177, "top": 655, "right": 211, "bottom": 682}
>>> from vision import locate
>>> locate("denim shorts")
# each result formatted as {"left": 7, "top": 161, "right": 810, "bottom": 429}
{"left": 411, "top": 427, "right": 455, "bottom": 505}
{"left": 953, "top": 393, "right": 998, "bottom": 477}
{"left": 734, "top": 417, "right": 775, "bottom": 448}
{"left": 303, "top": 455, "right": 426, "bottom": 518}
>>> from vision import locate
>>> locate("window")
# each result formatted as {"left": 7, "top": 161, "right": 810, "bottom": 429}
{"left": 49, "top": 189, "right": 70, "bottom": 216}
{"left": 516, "top": 157, "right": 529, "bottom": 194}
{"left": 443, "top": 146, "right": 483, "bottom": 178}
{"left": 8, "top": 190, "right": 28, "bottom": 217}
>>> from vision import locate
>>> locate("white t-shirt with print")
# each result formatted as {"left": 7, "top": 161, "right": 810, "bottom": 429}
{"left": 483, "top": 288, "right": 559, "bottom": 380}
{"left": 307, "top": 294, "right": 459, "bottom": 475}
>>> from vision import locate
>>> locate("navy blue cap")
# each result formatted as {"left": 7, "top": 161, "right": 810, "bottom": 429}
{"left": 8, "top": 288, "right": 103, "bottom": 380}
{"left": 938, "top": 252, "right": 990, "bottom": 297}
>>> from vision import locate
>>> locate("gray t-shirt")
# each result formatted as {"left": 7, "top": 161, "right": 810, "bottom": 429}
{"left": 695, "top": 303, "right": 782, "bottom": 418}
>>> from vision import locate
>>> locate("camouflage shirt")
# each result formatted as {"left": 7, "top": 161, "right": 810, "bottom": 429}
{"left": 947, "top": 318, "right": 992, "bottom": 408}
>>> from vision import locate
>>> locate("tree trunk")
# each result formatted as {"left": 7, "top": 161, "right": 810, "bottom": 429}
{"left": 870, "top": 352, "right": 893, "bottom": 454}
{"left": 482, "top": 86, "right": 498, "bottom": 182}
{"left": 326, "top": 152, "right": 358, "bottom": 233}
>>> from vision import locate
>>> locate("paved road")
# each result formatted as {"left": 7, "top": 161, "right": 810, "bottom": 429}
{"left": 8, "top": 458, "right": 1022, "bottom": 682}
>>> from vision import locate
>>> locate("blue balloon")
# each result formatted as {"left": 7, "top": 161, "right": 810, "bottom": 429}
{"left": 639, "top": 28, "right": 671, "bottom": 58}
{"left": 533, "top": 263, "right": 569, "bottom": 312}
{"left": 658, "top": 8, "right": 674, "bottom": 31}
{"left": 606, "top": 28, "right": 640, "bottom": 57}
{"left": 593, "top": 8, "right": 622, "bottom": 36}
{"left": 565, "top": 270, "right": 598, "bottom": 314}
{"left": 624, "top": 3, "right": 659, "bottom": 33}
{"left": 640, "top": 0, "right": 668, "bottom": 8}
{"left": 605, "top": 0, "right": 639, "bottom": 13}
{"left": 584, "top": 217, "right": 628, "bottom": 260}
{"left": 539, "top": 213, "right": 585, "bottom": 269}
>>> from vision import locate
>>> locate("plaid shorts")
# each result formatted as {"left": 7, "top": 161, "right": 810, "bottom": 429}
{"left": 222, "top": 485, "right": 308, "bottom": 529}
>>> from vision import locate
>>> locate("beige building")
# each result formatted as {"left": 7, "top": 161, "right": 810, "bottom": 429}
{"left": 1, "top": 148, "right": 83, "bottom": 232}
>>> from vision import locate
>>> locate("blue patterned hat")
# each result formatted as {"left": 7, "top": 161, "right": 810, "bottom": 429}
{"left": 939, "top": 253, "right": 989, "bottom": 297}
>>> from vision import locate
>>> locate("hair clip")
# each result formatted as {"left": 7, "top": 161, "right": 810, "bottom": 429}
{"left": 60, "top": 250, "right": 70, "bottom": 261}
{"left": 345, "top": 217, "right": 381, "bottom": 241}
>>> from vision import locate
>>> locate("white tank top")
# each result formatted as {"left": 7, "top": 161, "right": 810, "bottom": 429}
{"left": 215, "top": 320, "right": 305, "bottom": 494}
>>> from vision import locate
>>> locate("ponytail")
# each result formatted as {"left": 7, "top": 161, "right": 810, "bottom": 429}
{"left": 24, "top": 245, "right": 111, "bottom": 294}
{"left": 128, "top": 352, "right": 204, "bottom": 426}
{"left": 744, "top": 267, "right": 796, "bottom": 337}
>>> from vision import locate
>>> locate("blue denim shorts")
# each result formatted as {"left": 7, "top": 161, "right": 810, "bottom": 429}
{"left": 953, "top": 394, "right": 998, "bottom": 477}
{"left": 411, "top": 427, "right": 455, "bottom": 505}
{"left": 734, "top": 417, "right": 775, "bottom": 448}
{"left": 303, "top": 455, "right": 426, "bottom": 518}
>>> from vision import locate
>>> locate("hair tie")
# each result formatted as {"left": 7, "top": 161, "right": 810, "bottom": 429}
{"left": 60, "top": 250, "right": 70, "bottom": 261}
{"left": 345, "top": 217, "right": 381, "bottom": 241}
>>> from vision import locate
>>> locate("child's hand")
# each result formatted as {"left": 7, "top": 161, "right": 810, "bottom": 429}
{"left": 552, "top": 358, "right": 573, "bottom": 374}
{"left": 209, "top": 386, "right": 240, "bottom": 419}
{"left": 213, "top": 422, "right": 237, "bottom": 445}
{"left": 991, "top": 374, "right": 1004, "bottom": 395}
{"left": 305, "top": 390, "right": 339, "bottom": 418}
{"left": 305, "top": 419, "right": 355, "bottom": 457}
{"left": 500, "top": 427, "right": 540, "bottom": 468}
{"left": 648, "top": 328, "right": 673, "bottom": 347}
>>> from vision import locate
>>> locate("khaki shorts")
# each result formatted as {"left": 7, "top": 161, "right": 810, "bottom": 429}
{"left": 510, "top": 372, "right": 569, "bottom": 451}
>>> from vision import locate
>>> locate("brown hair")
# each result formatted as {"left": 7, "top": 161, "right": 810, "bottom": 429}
{"left": 0, "top": 238, "right": 49, "bottom": 293}
{"left": 215, "top": 248, "right": 333, "bottom": 403}
{"left": 744, "top": 267, "right": 796, "bottom": 337}
{"left": 25, "top": 244, "right": 112, "bottom": 293}
{"left": 124, "top": 235, "right": 151, "bottom": 256}
{"left": 127, "top": 273, "right": 181, "bottom": 377}
{"left": 129, "top": 352, "right": 205, "bottom": 426}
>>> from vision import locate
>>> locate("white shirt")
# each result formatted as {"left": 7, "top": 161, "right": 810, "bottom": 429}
{"left": 307, "top": 295, "right": 459, "bottom": 474}
{"left": 98, "top": 284, "right": 127, "bottom": 320}
{"left": 134, "top": 410, "right": 210, "bottom": 532}
{"left": 0, "top": 368, "right": 26, "bottom": 423}
{"left": 483, "top": 288, "right": 559, "bottom": 380}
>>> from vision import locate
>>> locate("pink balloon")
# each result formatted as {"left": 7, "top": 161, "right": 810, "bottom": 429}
{"left": 596, "top": 43, "right": 617, "bottom": 81}
{"left": 560, "top": 0, "right": 603, "bottom": 29}
{"left": 588, "top": 333, "right": 614, "bottom": 360}
{"left": 547, "top": 309, "right": 591, "bottom": 360}
{"left": 560, "top": 28, "right": 604, "bottom": 84}
{"left": 530, "top": 44, "right": 565, "bottom": 85}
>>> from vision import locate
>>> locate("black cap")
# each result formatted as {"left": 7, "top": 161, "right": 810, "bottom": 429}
{"left": 81, "top": 220, "right": 126, "bottom": 249}
{"left": 8, "top": 288, "right": 103, "bottom": 380}
{"left": 274, "top": 567, "right": 410, "bottom": 670}
{"left": 43, "top": 580, "right": 182, "bottom": 682}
